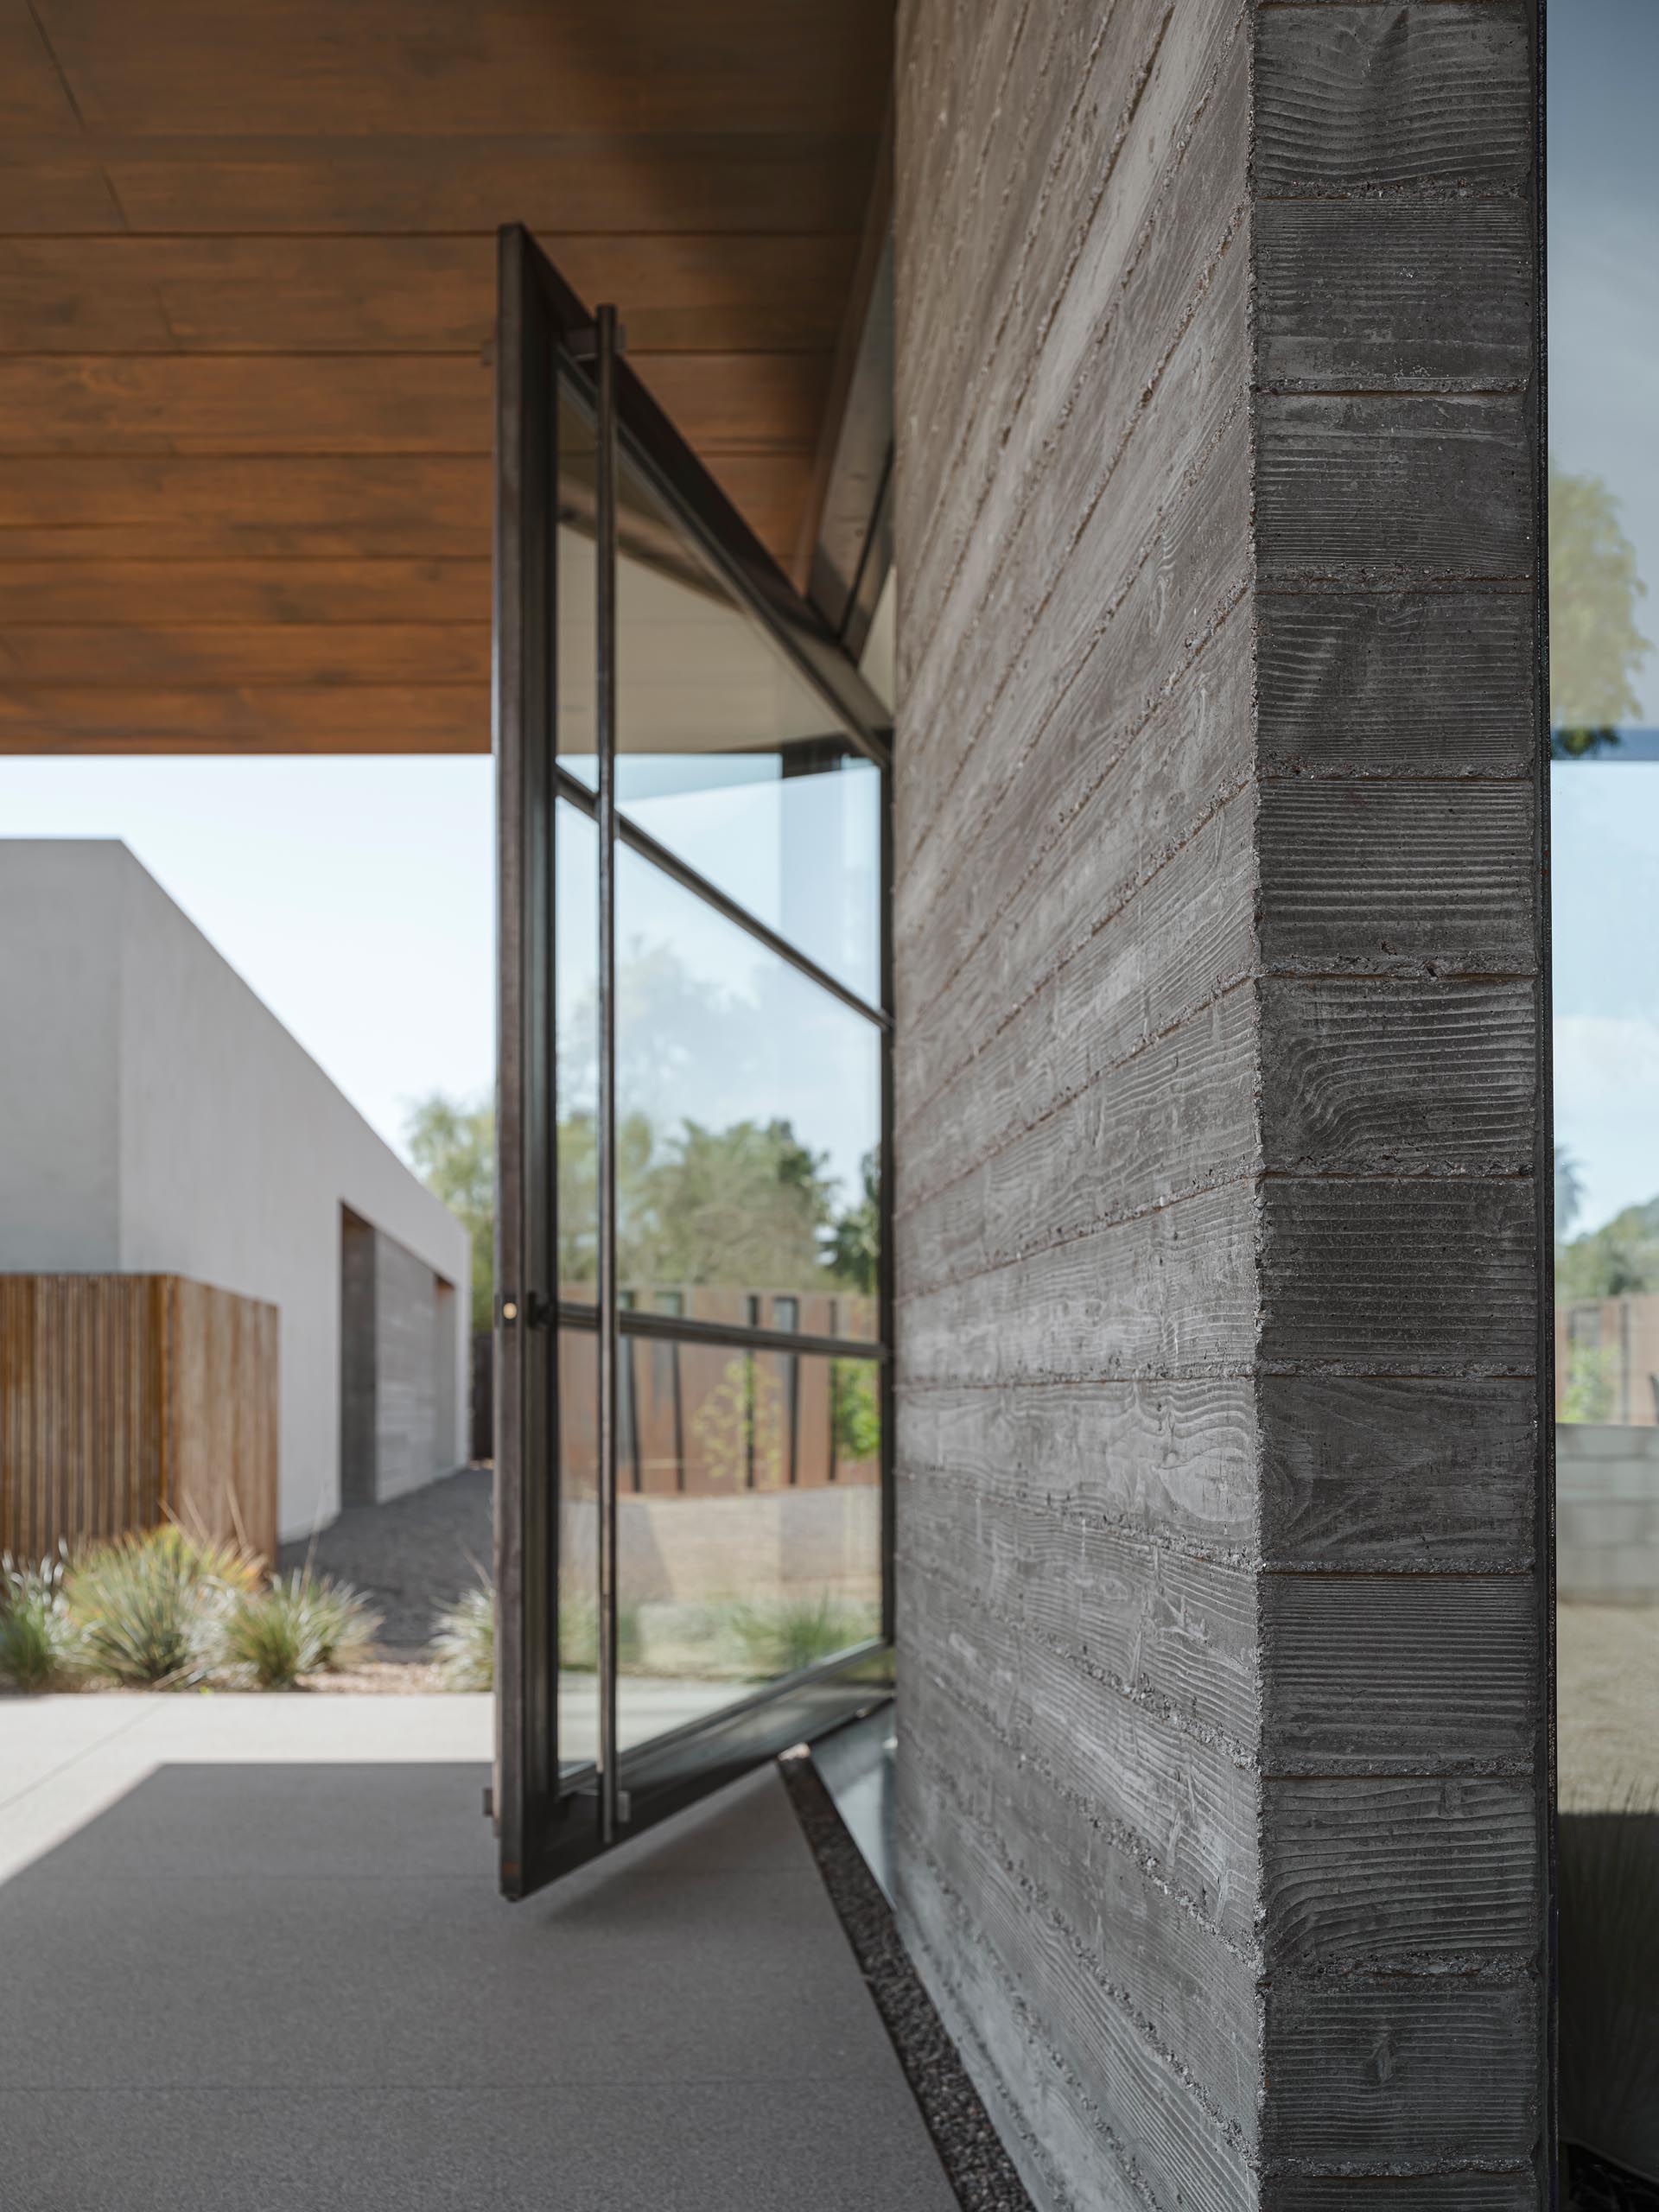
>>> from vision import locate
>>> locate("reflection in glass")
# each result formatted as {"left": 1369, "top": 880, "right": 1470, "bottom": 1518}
{"left": 554, "top": 1326, "right": 601, "bottom": 1776}
{"left": 557, "top": 439, "right": 880, "bottom": 1002}
{"left": 606, "top": 1347, "right": 883, "bottom": 1758}
{"left": 551, "top": 838, "right": 881, "bottom": 1308}
{"left": 555, "top": 798, "right": 598, "bottom": 1302}
{"left": 1552, "top": 7, "right": 1659, "bottom": 2194}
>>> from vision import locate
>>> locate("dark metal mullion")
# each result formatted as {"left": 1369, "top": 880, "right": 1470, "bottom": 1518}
{"left": 614, "top": 1639, "right": 887, "bottom": 1772}
{"left": 879, "top": 741, "right": 896, "bottom": 1648}
{"left": 556, "top": 1299, "right": 886, "bottom": 1364}
{"left": 594, "top": 302, "right": 622, "bottom": 1851}
{"left": 552, "top": 763, "right": 892, "bottom": 1032}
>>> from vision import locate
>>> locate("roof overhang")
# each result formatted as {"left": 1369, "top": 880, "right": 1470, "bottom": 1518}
{"left": 0, "top": 0, "right": 893, "bottom": 753}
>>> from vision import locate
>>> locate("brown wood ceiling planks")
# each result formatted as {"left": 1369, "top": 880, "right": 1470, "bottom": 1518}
{"left": 0, "top": 0, "right": 891, "bottom": 753}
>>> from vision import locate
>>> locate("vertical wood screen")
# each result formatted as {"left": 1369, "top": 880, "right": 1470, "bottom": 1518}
{"left": 0, "top": 1274, "right": 278, "bottom": 1564}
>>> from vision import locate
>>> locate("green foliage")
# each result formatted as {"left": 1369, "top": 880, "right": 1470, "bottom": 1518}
{"left": 1550, "top": 458, "right": 1651, "bottom": 741}
{"left": 637, "top": 1117, "right": 836, "bottom": 1289}
{"left": 557, "top": 943, "right": 878, "bottom": 1299}
{"left": 830, "top": 1360, "right": 881, "bottom": 1465}
{"left": 725, "top": 1592, "right": 874, "bottom": 1679}
{"left": 404, "top": 1091, "right": 495, "bottom": 1333}
{"left": 826, "top": 1150, "right": 880, "bottom": 1296}
{"left": 1560, "top": 1340, "right": 1621, "bottom": 1426}
{"left": 691, "top": 1354, "right": 787, "bottom": 1491}
{"left": 220, "top": 1570, "right": 380, "bottom": 1688}
{"left": 0, "top": 1552, "right": 84, "bottom": 1692}
{"left": 66, "top": 1526, "right": 257, "bottom": 1688}
{"left": 562, "top": 1109, "right": 845, "bottom": 1297}
{"left": 556, "top": 1585, "right": 643, "bottom": 1674}
{"left": 431, "top": 1580, "right": 495, "bottom": 1691}
{"left": 1557, "top": 1194, "right": 1659, "bottom": 1302}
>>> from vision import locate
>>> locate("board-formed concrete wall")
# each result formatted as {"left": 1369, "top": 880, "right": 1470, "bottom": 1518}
{"left": 892, "top": 2, "right": 1546, "bottom": 2202}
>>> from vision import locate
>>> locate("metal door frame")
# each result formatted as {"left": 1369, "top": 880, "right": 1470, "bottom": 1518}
{"left": 493, "top": 225, "right": 894, "bottom": 1897}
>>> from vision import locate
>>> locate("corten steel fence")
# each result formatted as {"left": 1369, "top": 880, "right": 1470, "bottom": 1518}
{"left": 0, "top": 1274, "right": 278, "bottom": 1565}
{"left": 473, "top": 1287, "right": 880, "bottom": 1493}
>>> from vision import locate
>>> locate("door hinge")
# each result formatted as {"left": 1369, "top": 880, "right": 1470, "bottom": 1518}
{"left": 567, "top": 319, "right": 627, "bottom": 361}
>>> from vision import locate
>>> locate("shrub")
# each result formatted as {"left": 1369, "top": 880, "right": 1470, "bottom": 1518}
{"left": 726, "top": 1591, "right": 872, "bottom": 1679}
{"left": 557, "top": 1586, "right": 643, "bottom": 1674}
{"left": 67, "top": 1525, "right": 255, "bottom": 1688}
{"left": 220, "top": 1570, "right": 380, "bottom": 1688}
{"left": 432, "top": 1580, "right": 495, "bottom": 1691}
{"left": 830, "top": 1360, "right": 881, "bottom": 1465}
{"left": 0, "top": 1552, "right": 84, "bottom": 1692}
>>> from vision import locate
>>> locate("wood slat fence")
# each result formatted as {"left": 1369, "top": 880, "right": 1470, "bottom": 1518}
{"left": 0, "top": 1275, "right": 278, "bottom": 1566}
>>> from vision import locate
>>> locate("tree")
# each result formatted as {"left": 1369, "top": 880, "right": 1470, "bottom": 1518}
{"left": 826, "top": 1148, "right": 880, "bottom": 1295}
{"left": 1555, "top": 1145, "right": 1586, "bottom": 1243}
{"left": 632, "top": 1117, "right": 837, "bottom": 1289}
{"left": 1549, "top": 458, "right": 1650, "bottom": 748}
{"left": 1556, "top": 1193, "right": 1659, "bottom": 1302}
{"left": 404, "top": 1091, "right": 494, "bottom": 1332}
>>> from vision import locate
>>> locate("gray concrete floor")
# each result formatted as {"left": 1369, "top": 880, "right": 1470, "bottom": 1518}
{"left": 0, "top": 1694, "right": 956, "bottom": 2212}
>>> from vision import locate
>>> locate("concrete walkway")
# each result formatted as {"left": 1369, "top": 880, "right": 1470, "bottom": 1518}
{"left": 0, "top": 1694, "right": 956, "bottom": 2211}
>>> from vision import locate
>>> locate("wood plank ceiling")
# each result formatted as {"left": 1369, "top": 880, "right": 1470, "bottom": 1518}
{"left": 0, "top": 0, "right": 891, "bottom": 752}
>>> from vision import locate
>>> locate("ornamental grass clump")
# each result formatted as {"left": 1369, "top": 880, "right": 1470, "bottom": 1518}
{"left": 0, "top": 1551, "right": 85, "bottom": 1692}
{"left": 66, "top": 1525, "right": 256, "bottom": 1689}
{"left": 726, "top": 1591, "right": 871, "bottom": 1679}
{"left": 220, "top": 1569, "right": 381, "bottom": 1689}
{"left": 432, "top": 1578, "right": 495, "bottom": 1691}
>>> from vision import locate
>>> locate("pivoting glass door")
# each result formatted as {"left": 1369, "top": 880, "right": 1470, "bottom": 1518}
{"left": 493, "top": 227, "right": 893, "bottom": 1897}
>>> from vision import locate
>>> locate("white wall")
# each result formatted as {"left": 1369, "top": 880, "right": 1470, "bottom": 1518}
{"left": 0, "top": 842, "right": 124, "bottom": 1265}
{"left": 0, "top": 840, "right": 470, "bottom": 1540}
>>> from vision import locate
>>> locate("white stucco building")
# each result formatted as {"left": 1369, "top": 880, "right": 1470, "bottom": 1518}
{"left": 0, "top": 839, "right": 469, "bottom": 1541}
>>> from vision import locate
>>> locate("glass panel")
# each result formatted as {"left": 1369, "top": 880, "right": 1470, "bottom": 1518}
{"left": 550, "top": 391, "right": 601, "bottom": 1778}
{"left": 554, "top": 1325, "right": 601, "bottom": 1776}
{"left": 555, "top": 798, "right": 598, "bottom": 1303}
{"left": 1551, "top": 9, "right": 1659, "bottom": 2193}
{"left": 560, "top": 445, "right": 881, "bottom": 1005}
{"left": 613, "top": 1348, "right": 883, "bottom": 1758}
{"left": 610, "top": 839, "right": 882, "bottom": 1314}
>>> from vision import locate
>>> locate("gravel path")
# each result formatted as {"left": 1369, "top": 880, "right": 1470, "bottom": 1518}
{"left": 279, "top": 1465, "right": 492, "bottom": 1656}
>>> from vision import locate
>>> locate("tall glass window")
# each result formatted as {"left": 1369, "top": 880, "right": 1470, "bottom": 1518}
{"left": 1551, "top": 9, "right": 1659, "bottom": 2195}
{"left": 552, "top": 309, "right": 889, "bottom": 1798}
{"left": 493, "top": 237, "right": 891, "bottom": 1893}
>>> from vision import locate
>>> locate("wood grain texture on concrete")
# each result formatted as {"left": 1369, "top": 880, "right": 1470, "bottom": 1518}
{"left": 893, "top": 0, "right": 1546, "bottom": 2202}
{"left": 1251, "top": 6, "right": 1546, "bottom": 2193}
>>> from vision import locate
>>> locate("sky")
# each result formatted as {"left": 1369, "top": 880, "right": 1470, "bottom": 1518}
{"left": 0, "top": 757, "right": 496, "bottom": 1162}
{"left": 0, "top": 752, "right": 879, "bottom": 1208}
{"left": 1554, "top": 764, "right": 1659, "bottom": 1233}
{"left": 1547, "top": 2, "right": 1659, "bottom": 1235}
{"left": 1549, "top": 0, "right": 1659, "bottom": 721}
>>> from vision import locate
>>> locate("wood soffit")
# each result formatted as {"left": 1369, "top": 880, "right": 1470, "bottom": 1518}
{"left": 0, "top": 0, "right": 893, "bottom": 753}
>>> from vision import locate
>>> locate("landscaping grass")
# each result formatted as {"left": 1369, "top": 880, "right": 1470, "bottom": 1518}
{"left": 0, "top": 1528, "right": 383, "bottom": 1694}
{"left": 0, "top": 1552, "right": 84, "bottom": 1691}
